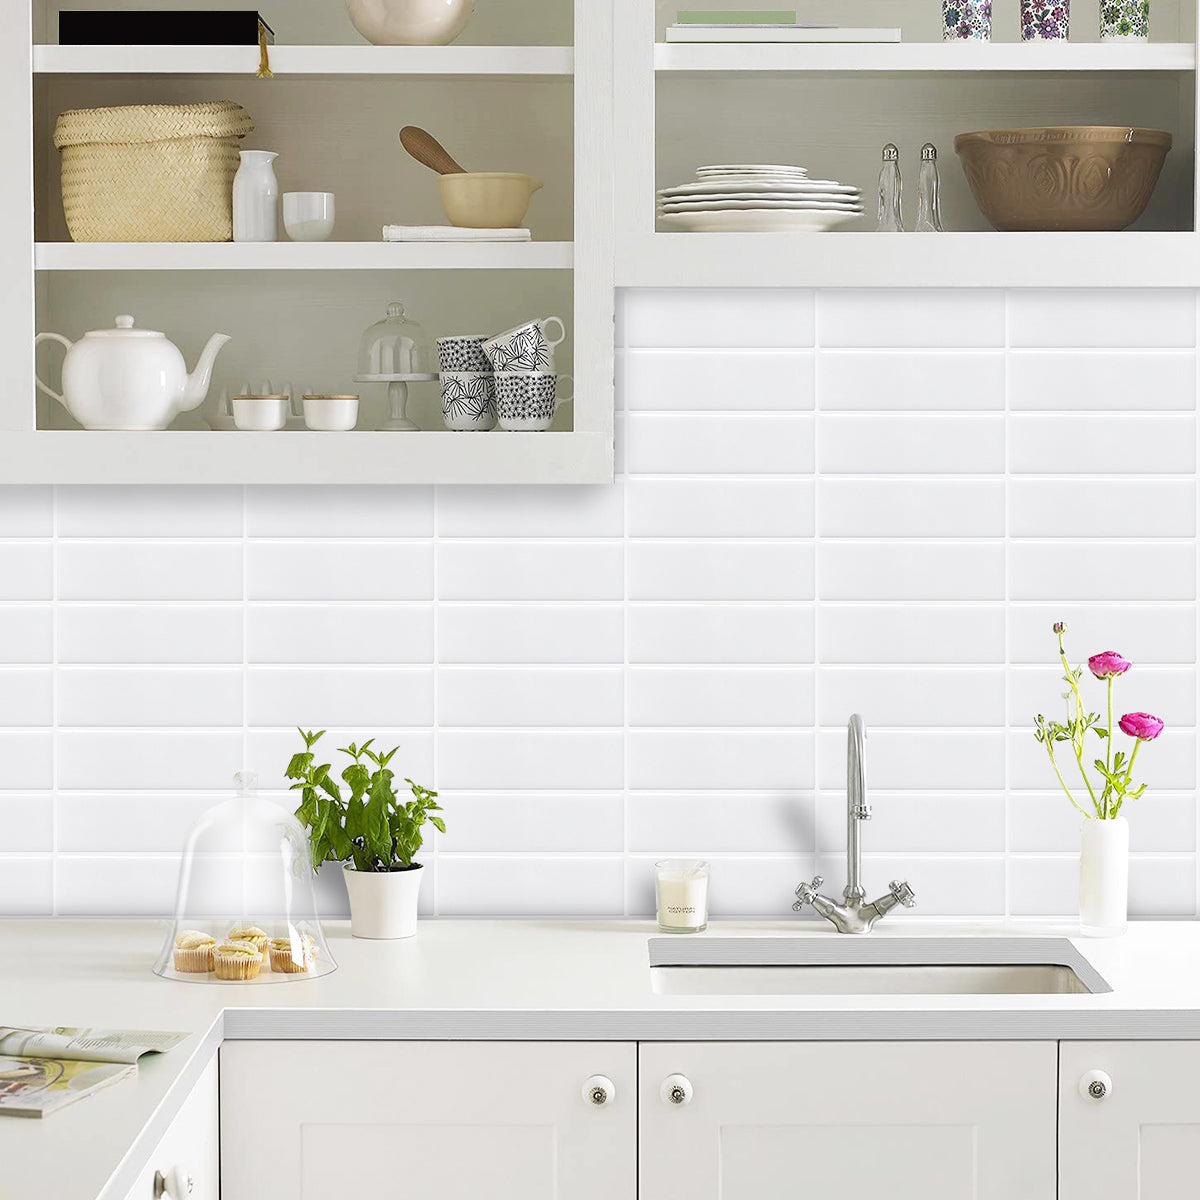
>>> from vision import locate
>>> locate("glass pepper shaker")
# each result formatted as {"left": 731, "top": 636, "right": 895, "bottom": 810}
{"left": 876, "top": 143, "right": 903, "bottom": 232}
{"left": 915, "top": 142, "right": 944, "bottom": 232}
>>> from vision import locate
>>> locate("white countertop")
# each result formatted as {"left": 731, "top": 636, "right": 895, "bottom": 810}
{"left": 4, "top": 917, "right": 1200, "bottom": 1200}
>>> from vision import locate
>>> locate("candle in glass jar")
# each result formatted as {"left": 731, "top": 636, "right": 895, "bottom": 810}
{"left": 655, "top": 859, "right": 709, "bottom": 933}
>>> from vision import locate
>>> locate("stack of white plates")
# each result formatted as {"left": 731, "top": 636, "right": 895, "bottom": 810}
{"left": 658, "top": 163, "right": 863, "bottom": 232}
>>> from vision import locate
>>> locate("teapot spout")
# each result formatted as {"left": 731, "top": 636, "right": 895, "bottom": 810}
{"left": 181, "top": 333, "right": 232, "bottom": 412}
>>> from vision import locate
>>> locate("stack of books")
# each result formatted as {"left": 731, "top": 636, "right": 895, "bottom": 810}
{"left": 666, "top": 8, "right": 900, "bottom": 42}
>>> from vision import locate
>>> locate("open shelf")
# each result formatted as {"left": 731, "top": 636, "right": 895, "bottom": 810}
{"left": 34, "top": 43, "right": 575, "bottom": 77}
{"left": 34, "top": 241, "right": 575, "bottom": 272}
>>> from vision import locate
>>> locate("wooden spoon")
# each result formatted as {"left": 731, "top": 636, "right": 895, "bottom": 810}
{"left": 399, "top": 126, "right": 467, "bottom": 176}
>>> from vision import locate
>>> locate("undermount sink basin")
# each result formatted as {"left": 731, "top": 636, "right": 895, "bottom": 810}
{"left": 649, "top": 938, "right": 1111, "bottom": 996}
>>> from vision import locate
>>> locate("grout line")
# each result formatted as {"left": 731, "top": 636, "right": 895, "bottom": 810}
{"left": 620, "top": 297, "right": 632, "bottom": 918}
{"left": 432, "top": 484, "right": 441, "bottom": 917}
{"left": 49, "top": 484, "right": 58, "bottom": 917}
{"left": 811, "top": 293, "right": 822, "bottom": 860}
{"left": 1194, "top": 290, "right": 1199, "bottom": 919}
{"left": 1002, "top": 288, "right": 1013, "bottom": 923}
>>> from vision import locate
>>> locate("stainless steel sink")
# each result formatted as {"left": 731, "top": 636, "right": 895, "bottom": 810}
{"left": 649, "top": 937, "right": 1111, "bottom": 996}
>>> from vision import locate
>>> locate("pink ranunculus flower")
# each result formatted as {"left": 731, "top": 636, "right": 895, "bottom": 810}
{"left": 1119, "top": 712, "right": 1165, "bottom": 741}
{"left": 1089, "top": 650, "right": 1131, "bottom": 679}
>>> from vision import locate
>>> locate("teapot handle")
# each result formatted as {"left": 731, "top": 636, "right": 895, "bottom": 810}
{"left": 34, "top": 333, "right": 73, "bottom": 407}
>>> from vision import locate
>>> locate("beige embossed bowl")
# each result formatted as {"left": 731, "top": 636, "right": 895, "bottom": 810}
{"left": 954, "top": 126, "right": 1172, "bottom": 232}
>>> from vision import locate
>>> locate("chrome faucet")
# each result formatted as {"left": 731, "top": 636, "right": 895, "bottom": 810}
{"left": 793, "top": 713, "right": 916, "bottom": 934}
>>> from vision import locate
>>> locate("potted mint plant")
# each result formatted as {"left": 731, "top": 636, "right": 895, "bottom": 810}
{"left": 288, "top": 729, "right": 444, "bottom": 939}
{"left": 1034, "top": 623, "right": 1164, "bottom": 937}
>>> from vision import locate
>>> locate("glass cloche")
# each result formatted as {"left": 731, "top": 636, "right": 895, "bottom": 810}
{"left": 355, "top": 300, "right": 435, "bottom": 381}
{"left": 153, "top": 771, "right": 336, "bottom": 984}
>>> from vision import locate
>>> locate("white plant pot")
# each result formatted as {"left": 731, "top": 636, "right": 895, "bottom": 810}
{"left": 343, "top": 863, "right": 424, "bottom": 939}
{"left": 1079, "top": 816, "right": 1129, "bottom": 938}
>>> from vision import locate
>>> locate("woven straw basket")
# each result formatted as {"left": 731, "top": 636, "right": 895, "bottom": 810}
{"left": 53, "top": 101, "right": 254, "bottom": 243}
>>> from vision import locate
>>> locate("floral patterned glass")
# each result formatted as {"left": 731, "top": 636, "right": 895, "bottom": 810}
{"left": 942, "top": 0, "right": 991, "bottom": 40}
{"left": 1021, "top": 0, "right": 1069, "bottom": 39}
{"left": 1099, "top": 0, "right": 1148, "bottom": 40}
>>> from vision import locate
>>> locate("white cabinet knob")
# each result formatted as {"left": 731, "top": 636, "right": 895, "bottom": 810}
{"left": 153, "top": 1166, "right": 195, "bottom": 1199}
{"left": 661, "top": 1074, "right": 693, "bottom": 1106}
{"left": 1079, "top": 1069, "right": 1113, "bottom": 1101}
{"left": 583, "top": 1075, "right": 615, "bottom": 1106}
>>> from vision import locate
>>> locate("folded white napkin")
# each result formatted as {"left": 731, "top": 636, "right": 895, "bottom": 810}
{"left": 382, "top": 225, "right": 532, "bottom": 242}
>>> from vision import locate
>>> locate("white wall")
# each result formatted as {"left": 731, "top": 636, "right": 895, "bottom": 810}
{"left": 1, "top": 287, "right": 1197, "bottom": 920}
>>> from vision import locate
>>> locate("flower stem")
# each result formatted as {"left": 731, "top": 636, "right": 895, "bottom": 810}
{"left": 1044, "top": 739, "right": 1096, "bottom": 819}
{"left": 1103, "top": 675, "right": 1114, "bottom": 819}
{"left": 1057, "top": 633, "right": 1099, "bottom": 810}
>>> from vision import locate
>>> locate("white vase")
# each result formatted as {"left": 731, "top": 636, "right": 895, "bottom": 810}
{"left": 345, "top": 0, "right": 476, "bottom": 45}
{"left": 1079, "top": 816, "right": 1129, "bottom": 937}
{"left": 343, "top": 863, "right": 424, "bottom": 939}
{"left": 232, "top": 150, "right": 279, "bottom": 243}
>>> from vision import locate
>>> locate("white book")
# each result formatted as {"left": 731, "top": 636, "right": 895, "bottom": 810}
{"left": 666, "top": 24, "right": 901, "bottom": 42}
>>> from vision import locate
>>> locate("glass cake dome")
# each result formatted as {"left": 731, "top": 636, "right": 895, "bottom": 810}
{"left": 355, "top": 300, "right": 435, "bottom": 381}
{"left": 153, "top": 771, "right": 336, "bottom": 984}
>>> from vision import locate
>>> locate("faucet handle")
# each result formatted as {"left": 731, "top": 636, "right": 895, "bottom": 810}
{"left": 888, "top": 880, "right": 916, "bottom": 908}
{"left": 793, "top": 876, "right": 824, "bottom": 910}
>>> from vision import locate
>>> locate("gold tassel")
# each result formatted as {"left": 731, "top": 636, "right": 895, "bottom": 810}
{"left": 257, "top": 21, "right": 273, "bottom": 78}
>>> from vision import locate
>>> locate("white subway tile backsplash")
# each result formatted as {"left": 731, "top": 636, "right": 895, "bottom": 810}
{"left": 1010, "top": 792, "right": 1196, "bottom": 853}
{"left": 630, "top": 541, "right": 814, "bottom": 601}
{"left": 0, "top": 607, "right": 52, "bottom": 663}
{"left": 820, "top": 415, "right": 1004, "bottom": 475}
{"left": 1008, "top": 605, "right": 1196, "bottom": 665}
{"left": 60, "top": 542, "right": 240, "bottom": 601}
{"left": 0, "top": 669, "right": 53, "bottom": 726}
{"left": 1129, "top": 857, "right": 1197, "bottom": 916}
{"left": 628, "top": 792, "right": 815, "bottom": 854}
{"left": 0, "top": 544, "right": 52, "bottom": 600}
{"left": 629, "top": 667, "right": 814, "bottom": 727}
{"left": 57, "top": 793, "right": 218, "bottom": 853}
{"left": 58, "top": 668, "right": 242, "bottom": 728}
{"left": 1010, "top": 479, "right": 1196, "bottom": 538}
{"left": 247, "top": 604, "right": 433, "bottom": 664}
{"left": 438, "top": 605, "right": 623, "bottom": 664}
{"left": 623, "top": 289, "right": 815, "bottom": 348}
{"left": 58, "top": 605, "right": 243, "bottom": 664}
{"left": 0, "top": 488, "right": 52, "bottom": 536}
{"left": 817, "top": 793, "right": 1005, "bottom": 854}
{"left": 1009, "top": 351, "right": 1196, "bottom": 410}
{"left": 1008, "top": 290, "right": 1197, "bottom": 348}
{"left": 1010, "top": 415, "right": 1195, "bottom": 474}
{"left": 58, "top": 486, "right": 241, "bottom": 537}
{"left": 247, "top": 728, "right": 434, "bottom": 792}
{"left": 819, "top": 290, "right": 1005, "bottom": 348}
{"left": 438, "top": 856, "right": 624, "bottom": 916}
{"left": 0, "top": 795, "right": 52, "bottom": 852}
{"left": 819, "top": 667, "right": 1005, "bottom": 728}
{"left": 1009, "top": 729, "right": 1195, "bottom": 791}
{"left": 819, "top": 853, "right": 1006, "bottom": 917}
{"left": 818, "top": 729, "right": 1005, "bottom": 790}
{"left": 245, "top": 486, "right": 433, "bottom": 538}
{"left": 0, "top": 858, "right": 53, "bottom": 915}
{"left": 437, "top": 486, "right": 623, "bottom": 538}
{"left": 628, "top": 730, "right": 814, "bottom": 790}
{"left": 819, "top": 480, "right": 1005, "bottom": 538}
{"left": 1008, "top": 665, "right": 1196, "bottom": 727}
{"left": 628, "top": 479, "right": 814, "bottom": 538}
{"left": 439, "top": 731, "right": 623, "bottom": 790}
{"left": 247, "top": 667, "right": 433, "bottom": 728}
{"left": 820, "top": 605, "right": 1005, "bottom": 664}
{"left": 1011, "top": 542, "right": 1196, "bottom": 601}
{"left": 55, "top": 857, "right": 182, "bottom": 916}
{"left": 442, "top": 793, "right": 625, "bottom": 852}
{"left": 819, "top": 351, "right": 1005, "bottom": 411}
{"left": 621, "top": 350, "right": 815, "bottom": 411}
{"left": 1006, "top": 857, "right": 1077, "bottom": 916}
{"left": 628, "top": 604, "right": 814, "bottom": 664}
{"left": 249, "top": 540, "right": 433, "bottom": 601}
{"left": 625, "top": 413, "right": 814, "bottom": 474}
{"left": 440, "top": 542, "right": 622, "bottom": 601}
{"left": 820, "top": 542, "right": 1004, "bottom": 601}
{"left": 3, "top": 732, "right": 53, "bottom": 790}
{"left": 439, "top": 667, "right": 623, "bottom": 727}
{"left": 57, "top": 731, "right": 241, "bottom": 790}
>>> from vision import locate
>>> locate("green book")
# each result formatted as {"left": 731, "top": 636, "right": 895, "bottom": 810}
{"left": 676, "top": 10, "right": 798, "bottom": 23}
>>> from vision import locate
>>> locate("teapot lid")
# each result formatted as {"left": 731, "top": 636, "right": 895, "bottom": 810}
{"left": 85, "top": 315, "right": 163, "bottom": 339}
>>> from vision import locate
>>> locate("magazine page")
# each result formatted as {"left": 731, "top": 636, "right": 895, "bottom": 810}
{"left": 0, "top": 1058, "right": 137, "bottom": 1118}
{"left": 0, "top": 1027, "right": 188, "bottom": 1066}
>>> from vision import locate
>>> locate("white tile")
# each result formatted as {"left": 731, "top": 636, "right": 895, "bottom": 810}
{"left": 621, "top": 349, "right": 815, "bottom": 411}
{"left": 2, "top": 732, "right": 53, "bottom": 789}
{"left": 818, "top": 853, "right": 1006, "bottom": 917}
{"left": 247, "top": 604, "right": 433, "bottom": 664}
{"left": 1129, "top": 857, "right": 1197, "bottom": 916}
{"left": 624, "top": 289, "right": 815, "bottom": 348}
{"left": 1010, "top": 415, "right": 1195, "bottom": 474}
{"left": 1011, "top": 542, "right": 1195, "bottom": 601}
{"left": 627, "top": 854, "right": 815, "bottom": 918}
{"left": 817, "top": 793, "right": 1005, "bottom": 854}
{"left": 438, "top": 604, "right": 623, "bottom": 664}
{"left": 0, "top": 544, "right": 52, "bottom": 600}
{"left": 441, "top": 794, "right": 624, "bottom": 852}
{"left": 57, "top": 486, "right": 241, "bottom": 537}
{"left": 1009, "top": 351, "right": 1196, "bottom": 410}
{"left": 59, "top": 542, "right": 241, "bottom": 601}
{"left": 0, "top": 488, "right": 52, "bottom": 536}
{"left": 57, "top": 793, "right": 218, "bottom": 852}
{"left": 625, "top": 413, "right": 814, "bottom": 474}
{"left": 438, "top": 667, "right": 623, "bottom": 727}
{"left": 820, "top": 415, "right": 1005, "bottom": 474}
{"left": 0, "top": 669, "right": 52, "bottom": 726}
{"left": 438, "top": 856, "right": 624, "bottom": 916}
{"left": 1011, "top": 479, "right": 1196, "bottom": 538}
{"left": 1008, "top": 666, "right": 1196, "bottom": 727}
{"left": 820, "top": 605, "right": 1004, "bottom": 664}
{"left": 818, "top": 729, "right": 1005, "bottom": 790}
{"left": 248, "top": 540, "right": 432, "bottom": 600}
{"left": 819, "top": 290, "right": 1005, "bottom": 348}
{"left": 440, "top": 543, "right": 622, "bottom": 601}
{"left": 247, "top": 667, "right": 433, "bottom": 727}
{"left": 247, "top": 728, "right": 434, "bottom": 792}
{"left": 818, "top": 667, "right": 1005, "bottom": 728}
{"left": 820, "top": 542, "right": 1004, "bottom": 601}
{"left": 0, "top": 607, "right": 52, "bottom": 663}
{"left": 819, "top": 479, "right": 1005, "bottom": 538}
{"left": 438, "top": 731, "right": 623, "bottom": 790}
{"left": 629, "top": 604, "right": 814, "bottom": 664}
{"left": 628, "top": 730, "right": 814, "bottom": 790}
{"left": 819, "top": 351, "right": 1005, "bottom": 411}
{"left": 58, "top": 667, "right": 242, "bottom": 727}
{"left": 1008, "top": 289, "right": 1197, "bottom": 348}
{"left": 630, "top": 542, "right": 814, "bottom": 601}
{"left": 628, "top": 792, "right": 815, "bottom": 854}
{"left": 437, "top": 486, "right": 623, "bottom": 538}
{"left": 0, "top": 796, "right": 52, "bottom": 852}
{"left": 245, "top": 486, "right": 433, "bottom": 537}
{"left": 1008, "top": 605, "right": 1196, "bottom": 665}
{"left": 627, "top": 479, "right": 814, "bottom": 538}
{"left": 55, "top": 857, "right": 181, "bottom": 916}
{"left": 57, "top": 731, "right": 241, "bottom": 789}
{"left": 57, "top": 605, "right": 243, "bottom": 664}
{"left": 1010, "top": 792, "right": 1196, "bottom": 853}
{"left": 0, "top": 858, "right": 53, "bottom": 915}
{"left": 1007, "top": 857, "right": 1077, "bottom": 916}
{"left": 628, "top": 667, "right": 814, "bottom": 727}
{"left": 1009, "top": 729, "right": 1195, "bottom": 792}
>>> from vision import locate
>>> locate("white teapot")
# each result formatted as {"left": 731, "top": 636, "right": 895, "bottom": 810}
{"left": 35, "top": 316, "right": 231, "bottom": 431}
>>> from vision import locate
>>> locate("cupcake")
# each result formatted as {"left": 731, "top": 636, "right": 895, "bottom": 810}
{"left": 227, "top": 924, "right": 269, "bottom": 964}
{"left": 173, "top": 929, "right": 216, "bottom": 973}
{"left": 268, "top": 935, "right": 316, "bottom": 975}
{"left": 213, "top": 939, "right": 263, "bottom": 981}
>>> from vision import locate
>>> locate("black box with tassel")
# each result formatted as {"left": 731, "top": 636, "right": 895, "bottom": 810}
{"left": 59, "top": 10, "right": 274, "bottom": 44}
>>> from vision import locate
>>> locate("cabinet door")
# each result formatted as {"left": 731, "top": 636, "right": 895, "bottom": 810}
{"left": 221, "top": 1041, "right": 635, "bottom": 1200}
{"left": 1060, "top": 1041, "right": 1200, "bottom": 1199}
{"left": 639, "top": 1041, "right": 1056, "bottom": 1200}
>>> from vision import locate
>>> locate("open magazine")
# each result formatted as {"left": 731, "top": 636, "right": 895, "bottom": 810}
{"left": 0, "top": 1027, "right": 188, "bottom": 1118}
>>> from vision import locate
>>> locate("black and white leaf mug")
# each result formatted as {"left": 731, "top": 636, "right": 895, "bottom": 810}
{"left": 440, "top": 370, "right": 497, "bottom": 432}
{"left": 436, "top": 334, "right": 492, "bottom": 373}
{"left": 494, "top": 372, "right": 573, "bottom": 432}
{"left": 484, "top": 316, "right": 567, "bottom": 374}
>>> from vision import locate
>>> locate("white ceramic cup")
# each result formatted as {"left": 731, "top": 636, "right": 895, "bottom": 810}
{"left": 232, "top": 393, "right": 291, "bottom": 431}
{"left": 283, "top": 192, "right": 336, "bottom": 242}
{"left": 494, "top": 371, "right": 573, "bottom": 432}
{"left": 302, "top": 393, "right": 359, "bottom": 431}
{"left": 484, "top": 316, "right": 567, "bottom": 373}
{"left": 436, "top": 334, "right": 492, "bottom": 373}
{"left": 440, "top": 370, "right": 497, "bottom": 432}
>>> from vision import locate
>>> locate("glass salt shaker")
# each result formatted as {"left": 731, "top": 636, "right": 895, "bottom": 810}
{"left": 877, "top": 143, "right": 903, "bottom": 232}
{"left": 915, "top": 142, "right": 944, "bottom": 232}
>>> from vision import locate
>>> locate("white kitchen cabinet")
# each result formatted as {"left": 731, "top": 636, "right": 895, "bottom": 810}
{"left": 1060, "top": 1041, "right": 1200, "bottom": 1199}
{"left": 639, "top": 1041, "right": 1056, "bottom": 1200}
{"left": 121, "top": 1056, "right": 219, "bottom": 1200}
{"left": 220, "top": 1040, "right": 636, "bottom": 1200}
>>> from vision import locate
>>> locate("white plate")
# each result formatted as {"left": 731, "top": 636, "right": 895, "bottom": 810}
{"left": 697, "top": 164, "right": 810, "bottom": 175}
{"left": 661, "top": 179, "right": 860, "bottom": 197}
{"left": 659, "top": 192, "right": 861, "bottom": 205}
{"left": 660, "top": 208, "right": 861, "bottom": 232}
{"left": 659, "top": 197, "right": 863, "bottom": 211}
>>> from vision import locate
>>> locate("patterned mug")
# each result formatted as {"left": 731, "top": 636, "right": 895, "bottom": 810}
{"left": 484, "top": 316, "right": 567, "bottom": 373}
{"left": 942, "top": 0, "right": 991, "bottom": 38}
{"left": 440, "top": 371, "right": 496, "bottom": 432}
{"left": 1020, "top": 0, "right": 1069, "bottom": 39}
{"left": 436, "top": 335, "right": 491, "bottom": 373}
{"left": 1100, "top": 0, "right": 1148, "bottom": 39}
{"left": 494, "top": 372, "right": 573, "bottom": 432}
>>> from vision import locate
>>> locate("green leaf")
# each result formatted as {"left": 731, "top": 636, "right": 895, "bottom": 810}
{"left": 285, "top": 751, "right": 314, "bottom": 781}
